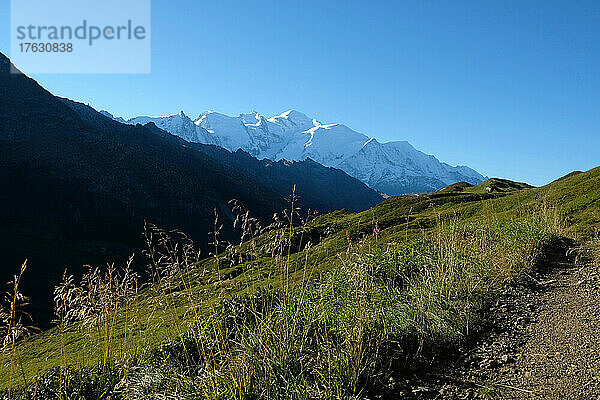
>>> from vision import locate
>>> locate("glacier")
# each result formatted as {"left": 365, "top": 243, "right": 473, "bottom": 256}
{"left": 102, "top": 109, "right": 486, "bottom": 195}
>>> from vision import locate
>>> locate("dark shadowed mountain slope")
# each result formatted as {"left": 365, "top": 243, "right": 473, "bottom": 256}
{"left": 111, "top": 108, "right": 487, "bottom": 195}
{"left": 0, "top": 53, "right": 381, "bottom": 323}
{"left": 62, "top": 99, "right": 383, "bottom": 214}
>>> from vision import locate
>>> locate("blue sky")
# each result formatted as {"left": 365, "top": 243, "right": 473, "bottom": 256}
{"left": 1, "top": 0, "right": 599, "bottom": 186}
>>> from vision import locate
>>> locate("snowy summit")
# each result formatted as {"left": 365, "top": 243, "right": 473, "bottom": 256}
{"left": 106, "top": 109, "right": 486, "bottom": 195}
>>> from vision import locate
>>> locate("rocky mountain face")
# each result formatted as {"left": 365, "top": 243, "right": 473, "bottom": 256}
{"left": 106, "top": 109, "right": 486, "bottom": 194}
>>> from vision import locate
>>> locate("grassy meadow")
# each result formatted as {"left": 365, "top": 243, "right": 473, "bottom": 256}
{"left": 1, "top": 167, "right": 599, "bottom": 399}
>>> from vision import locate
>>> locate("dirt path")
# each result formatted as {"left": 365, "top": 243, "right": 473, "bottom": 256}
{"left": 395, "top": 239, "right": 600, "bottom": 399}
{"left": 490, "top": 246, "right": 600, "bottom": 399}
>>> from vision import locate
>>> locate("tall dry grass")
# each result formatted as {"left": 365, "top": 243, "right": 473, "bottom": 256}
{"left": 113, "top": 207, "right": 562, "bottom": 399}
{"left": 4, "top": 202, "right": 565, "bottom": 399}
{"left": 0, "top": 261, "right": 37, "bottom": 399}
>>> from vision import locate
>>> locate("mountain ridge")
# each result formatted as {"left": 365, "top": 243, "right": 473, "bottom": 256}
{"left": 0, "top": 52, "right": 382, "bottom": 324}
{"left": 104, "top": 109, "right": 487, "bottom": 194}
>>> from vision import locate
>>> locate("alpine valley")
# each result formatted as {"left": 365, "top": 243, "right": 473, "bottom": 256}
{"left": 103, "top": 109, "right": 487, "bottom": 195}
{"left": 0, "top": 52, "right": 381, "bottom": 324}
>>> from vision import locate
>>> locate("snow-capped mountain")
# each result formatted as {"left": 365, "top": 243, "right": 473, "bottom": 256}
{"left": 103, "top": 109, "right": 486, "bottom": 195}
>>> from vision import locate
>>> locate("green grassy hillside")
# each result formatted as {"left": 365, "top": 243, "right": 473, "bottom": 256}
{"left": 2, "top": 167, "right": 599, "bottom": 398}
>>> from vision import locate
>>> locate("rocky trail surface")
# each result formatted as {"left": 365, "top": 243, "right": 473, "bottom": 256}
{"left": 488, "top": 243, "right": 600, "bottom": 399}
{"left": 393, "top": 238, "right": 600, "bottom": 399}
